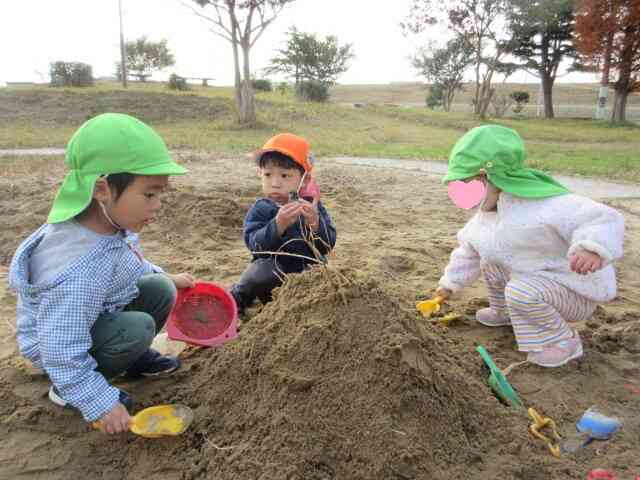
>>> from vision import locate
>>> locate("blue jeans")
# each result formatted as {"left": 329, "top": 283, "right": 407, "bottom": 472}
{"left": 89, "top": 274, "right": 176, "bottom": 379}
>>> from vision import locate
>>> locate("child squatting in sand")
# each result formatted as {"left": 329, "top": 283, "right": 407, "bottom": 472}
{"left": 434, "top": 125, "right": 624, "bottom": 368}
{"left": 9, "top": 113, "right": 195, "bottom": 434}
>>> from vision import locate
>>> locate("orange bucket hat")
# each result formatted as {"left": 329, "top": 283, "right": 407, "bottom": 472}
{"left": 257, "top": 133, "right": 314, "bottom": 173}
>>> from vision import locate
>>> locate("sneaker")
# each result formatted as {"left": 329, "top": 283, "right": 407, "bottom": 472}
{"left": 124, "top": 349, "right": 181, "bottom": 379}
{"left": 527, "top": 336, "right": 583, "bottom": 368}
{"left": 476, "top": 308, "right": 510, "bottom": 327}
{"left": 49, "top": 386, "right": 133, "bottom": 410}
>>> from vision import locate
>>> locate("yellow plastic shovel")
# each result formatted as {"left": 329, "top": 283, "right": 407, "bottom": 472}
{"left": 94, "top": 404, "right": 194, "bottom": 438}
{"left": 416, "top": 296, "right": 446, "bottom": 318}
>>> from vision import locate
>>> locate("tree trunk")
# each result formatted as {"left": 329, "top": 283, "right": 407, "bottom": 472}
{"left": 239, "top": 39, "right": 256, "bottom": 125}
{"left": 478, "top": 86, "right": 494, "bottom": 120}
{"left": 230, "top": 19, "right": 243, "bottom": 121}
{"left": 611, "top": 37, "right": 633, "bottom": 123}
{"left": 473, "top": 40, "right": 482, "bottom": 115}
{"left": 596, "top": 30, "right": 614, "bottom": 120}
{"left": 541, "top": 73, "right": 555, "bottom": 119}
{"left": 448, "top": 87, "right": 456, "bottom": 112}
{"left": 611, "top": 87, "right": 629, "bottom": 123}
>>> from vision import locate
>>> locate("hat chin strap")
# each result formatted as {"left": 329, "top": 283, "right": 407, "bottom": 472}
{"left": 99, "top": 201, "right": 123, "bottom": 231}
{"left": 295, "top": 171, "right": 308, "bottom": 195}
{"left": 479, "top": 180, "right": 499, "bottom": 212}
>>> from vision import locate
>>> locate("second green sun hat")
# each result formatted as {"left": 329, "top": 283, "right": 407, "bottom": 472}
{"left": 443, "top": 125, "right": 569, "bottom": 199}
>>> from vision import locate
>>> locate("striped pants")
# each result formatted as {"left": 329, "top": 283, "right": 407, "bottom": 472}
{"left": 482, "top": 263, "right": 597, "bottom": 352}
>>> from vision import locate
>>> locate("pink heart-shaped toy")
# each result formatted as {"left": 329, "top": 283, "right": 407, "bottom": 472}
{"left": 447, "top": 180, "right": 486, "bottom": 210}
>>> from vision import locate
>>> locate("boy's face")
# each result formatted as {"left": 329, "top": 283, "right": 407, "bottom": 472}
{"left": 100, "top": 175, "right": 169, "bottom": 232}
{"left": 258, "top": 163, "right": 304, "bottom": 205}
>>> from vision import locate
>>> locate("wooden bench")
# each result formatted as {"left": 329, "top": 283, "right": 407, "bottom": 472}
{"left": 178, "top": 76, "right": 215, "bottom": 87}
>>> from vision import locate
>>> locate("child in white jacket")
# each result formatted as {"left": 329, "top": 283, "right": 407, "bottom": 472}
{"left": 435, "top": 125, "right": 625, "bottom": 368}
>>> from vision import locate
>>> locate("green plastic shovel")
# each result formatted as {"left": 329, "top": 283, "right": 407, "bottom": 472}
{"left": 476, "top": 345, "right": 523, "bottom": 408}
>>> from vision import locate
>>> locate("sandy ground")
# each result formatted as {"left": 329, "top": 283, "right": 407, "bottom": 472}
{"left": 1, "top": 153, "right": 639, "bottom": 479}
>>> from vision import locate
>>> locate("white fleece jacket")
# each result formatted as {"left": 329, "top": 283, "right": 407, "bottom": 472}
{"left": 439, "top": 193, "right": 625, "bottom": 302}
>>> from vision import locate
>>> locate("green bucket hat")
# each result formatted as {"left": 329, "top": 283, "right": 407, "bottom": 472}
{"left": 47, "top": 113, "right": 187, "bottom": 223}
{"left": 443, "top": 125, "right": 569, "bottom": 198}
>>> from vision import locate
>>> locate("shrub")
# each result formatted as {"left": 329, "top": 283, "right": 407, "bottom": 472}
{"left": 168, "top": 73, "right": 189, "bottom": 91}
{"left": 510, "top": 91, "right": 530, "bottom": 114}
{"left": 295, "top": 80, "right": 329, "bottom": 102}
{"left": 251, "top": 79, "right": 273, "bottom": 92}
{"left": 49, "top": 61, "right": 94, "bottom": 87}
{"left": 426, "top": 84, "right": 444, "bottom": 110}
{"left": 277, "top": 82, "right": 290, "bottom": 95}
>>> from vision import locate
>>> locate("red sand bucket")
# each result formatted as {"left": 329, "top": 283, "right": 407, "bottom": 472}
{"left": 587, "top": 471, "right": 616, "bottom": 480}
{"left": 167, "top": 282, "right": 238, "bottom": 347}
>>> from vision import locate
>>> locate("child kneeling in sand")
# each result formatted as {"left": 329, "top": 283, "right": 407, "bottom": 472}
{"left": 434, "top": 125, "right": 624, "bottom": 368}
{"left": 9, "top": 113, "right": 195, "bottom": 433}
{"left": 230, "top": 133, "right": 337, "bottom": 312}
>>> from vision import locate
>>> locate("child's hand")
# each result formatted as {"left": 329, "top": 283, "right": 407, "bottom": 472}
{"left": 299, "top": 198, "right": 320, "bottom": 231}
{"left": 169, "top": 273, "right": 196, "bottom": 289}
{"left": 275, "top": 202, "right": 304, "bottom": 236}
{"left": 96, "top": 402, "right": 132, "bottom": 434}
{"left": 570, "top": 249, "right": 603, "bottom": 275}
{"left": 435, "top": 287, "right": 452, "bottom": 299}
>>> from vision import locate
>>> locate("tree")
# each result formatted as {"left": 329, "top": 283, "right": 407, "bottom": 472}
{"left": 575, "top": 0, "right": 640, "bottom": 122}
{"left": 116, "top": 37, "right": 175, "bottom": 81}
{"left": 49, "top": 61, "right": 94, "bottom": 87}
{"left": 506, "top": 0, "right": 577, "bottom": 119}
{"left": 186, "top": 0, "right": 296, "bottom": 125}
{"left": 265, "top": 27, "right": 355, "bottom": 85}
{"left": 403, "top": 0, "right": 509, "bottom": 119}
{"left": 411, "top": 38, "right": 474, "bottom": 111}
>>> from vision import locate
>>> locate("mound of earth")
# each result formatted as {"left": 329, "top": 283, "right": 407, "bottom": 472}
{"left": 156, "top": 267, "right": 526, "bottom": 480}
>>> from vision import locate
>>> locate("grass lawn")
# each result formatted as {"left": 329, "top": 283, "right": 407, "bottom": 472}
{"left": 1, "top": 83, "right": 639, "bottom": 182}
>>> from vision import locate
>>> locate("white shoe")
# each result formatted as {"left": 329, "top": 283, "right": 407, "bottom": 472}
{"left": 476, "top": 308, "right": 510, "bottom": 327}
{"left": 48, "top": 386, "right": 69, "bottom": 408}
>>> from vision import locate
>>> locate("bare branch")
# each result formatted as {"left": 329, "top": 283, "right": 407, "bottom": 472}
{"left": 181, "top": 0, "right": 233, "bottom": 38}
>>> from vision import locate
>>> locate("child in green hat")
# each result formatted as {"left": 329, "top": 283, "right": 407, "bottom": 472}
{"left": 9, "top": 113, "right": 195, "bottom": 434}
{"left": 434, "top": 125, "right": 624, "bottom": 368}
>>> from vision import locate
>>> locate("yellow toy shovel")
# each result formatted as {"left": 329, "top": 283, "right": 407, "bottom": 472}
{"left": 93, "top": 404, "right": 194, "bottom": 438}
{"left": 416, "top": 296, "right": 446, "bottom": 318}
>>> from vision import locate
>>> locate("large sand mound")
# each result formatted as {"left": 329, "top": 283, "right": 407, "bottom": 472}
{"left": 165, "top": 267, "right": 525, "bottom": 480}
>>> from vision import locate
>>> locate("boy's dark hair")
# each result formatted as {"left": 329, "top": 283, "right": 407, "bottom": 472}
{"left": 257, "top": 151, "right": 304, "bottom": 175}
{"left": 106, "top": 173, "right": 136, "bottom": 200}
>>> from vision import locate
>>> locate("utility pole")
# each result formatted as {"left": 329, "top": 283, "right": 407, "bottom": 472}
{"left": 119, "top": 0, "right": 128, "bottom": 88}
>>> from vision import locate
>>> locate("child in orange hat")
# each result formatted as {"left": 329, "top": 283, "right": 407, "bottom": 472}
{"left": 230, "top": 133, "right": 337, "bottom": 312}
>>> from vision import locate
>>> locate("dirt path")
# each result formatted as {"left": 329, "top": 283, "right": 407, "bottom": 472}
{"left": 1, "top": 153, "right": 639, "bottom": 479}
{"left": 2, "top": 149, "right": 638, "bottom": 199}
{"left": 331, "top": 156, "right": 640, "bottom": 200}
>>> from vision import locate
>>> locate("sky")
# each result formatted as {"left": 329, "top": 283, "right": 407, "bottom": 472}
{"left": 0, "top": 0, "right": 597, "bottom": 85}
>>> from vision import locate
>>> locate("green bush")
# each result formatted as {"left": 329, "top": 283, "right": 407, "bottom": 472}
{"left": 49, "top": 61, "right": 94, "bottom": 87}
{"left": 295, "top": 80, "right": 329, "bottom": 102}
{"left": 277, "top": 82, "right": 290, "bottom": 95}
{"left": 168, "top": 74, "right": 189, "bottom": 91}
{"left": 510, "top": 91, "right": 530, "bottom": 114}
{"left": 251, "top": 79, "right": 273, "bottom": 92}
{"left": 426, "top": 84, "right": 444, "bottom": 110}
